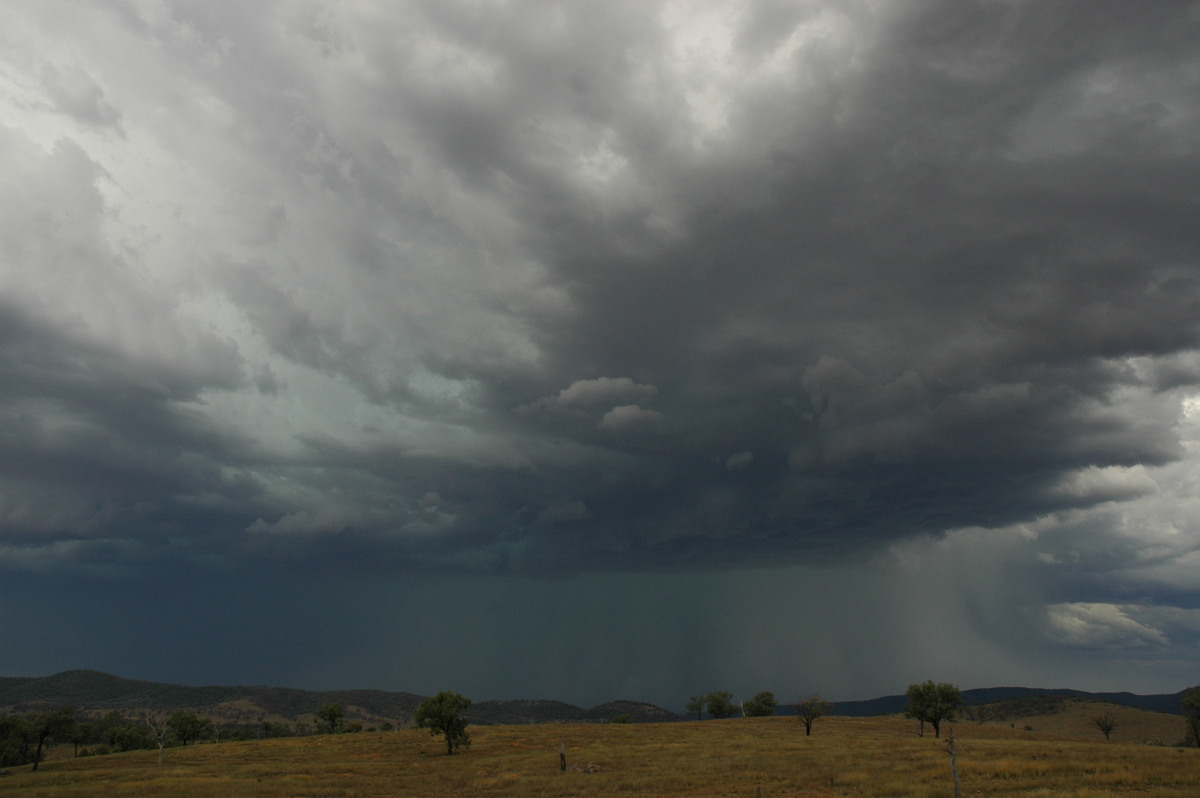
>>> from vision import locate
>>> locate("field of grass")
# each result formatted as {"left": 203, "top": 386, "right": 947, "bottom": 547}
{"left": 4, "top": 714, "right": 1200, "bottom": 797}
{"left": 968, "top": 698, "right": 1186, "bottom": 745}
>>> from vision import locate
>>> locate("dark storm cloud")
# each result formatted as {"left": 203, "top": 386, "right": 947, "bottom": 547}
{"left": 4, "top": 0, "right": 1200, "bottom": 704}
{"left": 0, "top": 301, "right": 267, "bottom": 568}
{"left": 395, "top": 0, "right": 1200, "bottom": 571}
{"left": 2, "top": 0, "right": 1198, "bottom": 578}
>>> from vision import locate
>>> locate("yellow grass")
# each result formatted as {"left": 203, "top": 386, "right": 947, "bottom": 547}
{"left": 971, "top": 698, "right": 1183, "bottom": 745}
{"left": 4, "top": 715, "right": 1200, "bottom": 797}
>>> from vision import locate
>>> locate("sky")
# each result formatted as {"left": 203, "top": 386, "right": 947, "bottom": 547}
{"left": 2, "top": 0, "right": 1200, "bottom": 712}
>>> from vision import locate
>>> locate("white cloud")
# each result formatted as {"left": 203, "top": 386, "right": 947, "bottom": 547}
{"left": 1044, "top": 465, "right": 1159, "bottom": 504}
{"left": 1044, "top": 603, "right": 1169, "bottom": 649}
{"left": 520, "top": 377, "right": 659, "bottom": 415}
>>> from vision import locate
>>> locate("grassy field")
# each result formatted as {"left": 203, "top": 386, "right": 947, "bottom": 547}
{"left": 4, "top": 713, "right": 1200, "bottom": 797}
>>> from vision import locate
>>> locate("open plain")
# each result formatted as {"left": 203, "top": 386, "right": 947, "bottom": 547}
{"left": 4, "top": 712, "right": 1200, "bottom": 797}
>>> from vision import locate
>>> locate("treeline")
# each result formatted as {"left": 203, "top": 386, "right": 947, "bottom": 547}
{"left": 0, "top": 703, "right": 403, "bottom": 769}
{"left": 685, "top": 691, "right": 779, "bottom": 719}
{"left": 683, "top": 691, "right": 835, "bottom": 735}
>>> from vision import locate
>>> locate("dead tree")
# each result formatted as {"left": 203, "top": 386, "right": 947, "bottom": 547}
{"left": 145, "top": 714, "right": 171, "bottom": 766}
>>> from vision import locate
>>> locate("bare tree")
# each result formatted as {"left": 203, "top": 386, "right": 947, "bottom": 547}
{"left": 1093, "top": 713, "right": 1116, "bottom": 741}
{"left": 144, "top": 714, "right": 171, "bottom": 766}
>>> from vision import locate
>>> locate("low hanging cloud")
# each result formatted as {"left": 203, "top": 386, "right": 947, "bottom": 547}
{"left": 535, "top": 500, "right": 593, "bottom": 528}
{"left": 597, "top": 404, "right": 663, "bottom": 431}
{"left": 517, "top": 377, "right": 659, "bottom": 414}
{"left": 725, "top": 451, "right": 754, "bottom": 471}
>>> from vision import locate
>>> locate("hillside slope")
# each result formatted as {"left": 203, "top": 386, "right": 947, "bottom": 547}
{"left": 826, "top": 686, "right": 1187, "bottom": 717}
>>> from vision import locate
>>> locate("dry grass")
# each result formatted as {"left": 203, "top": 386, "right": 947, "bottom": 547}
{"left": 969, "top": 698, "right": 1185, "bottom": 745}
{"left": 4, "top": 714, "right": 1200, "bottom": 797}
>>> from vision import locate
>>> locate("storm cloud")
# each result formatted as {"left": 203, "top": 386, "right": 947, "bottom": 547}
{"left": 2, "top": 0, "right": 1200, "bottom": 707}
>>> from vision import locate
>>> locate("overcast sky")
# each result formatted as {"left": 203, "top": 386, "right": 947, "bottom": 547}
{"left": 3, "top": 0, "right": 1200, "bottom": 711}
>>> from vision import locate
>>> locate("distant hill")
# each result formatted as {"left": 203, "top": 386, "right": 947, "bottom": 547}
{"left": 1, "top": 671, "right": 1187, "bottom": 726}
{"left": 467, "top": 698, "right": 680, "bottom": 725}
{"left": 822, "top": 686, "right": 1188, "bottom": 717}
{"left": 0, "top": 670, "right": 681, "bottom": 726}
{"left": 0, "top": 670, "right": 427, "bottom": 726}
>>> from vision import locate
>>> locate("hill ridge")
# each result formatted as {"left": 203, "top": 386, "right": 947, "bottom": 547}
{"left": 0, "top": 670, "right": 681, "bottom": 725}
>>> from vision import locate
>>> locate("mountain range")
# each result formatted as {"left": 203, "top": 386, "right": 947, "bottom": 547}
{"left": 0, "top": 670, "right": 1188, "bottom": 726}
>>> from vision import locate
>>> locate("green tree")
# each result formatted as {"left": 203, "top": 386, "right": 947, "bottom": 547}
{"left": 0, "top": 715, "right": 32, "bottom": 767}
{"left": 31, "top": 707, "right": 77, "bottom": 771}
{"left": 68, "top": 721, "right": 93, "bottom": 757}
{"left": 705, "top": 691, "right": 735, "bottom": 719}
{"left": 414, "top": 691, "right": 471, "bottom": 755}
{"left": 743, "top": 691, "right": 777, "bottom": 717}
{"left": 795, "top": 693, "right": 832, "bottom": 736}
{"left": 315, "top": 703, "right": 344, "bottom": 734}
{"left": 904, "top": 681, "right": 961, "bottom": 739}
{"left": 167, "top": 711, "right": 211, "bottom": 746}
{"left": 686, "top": 695, "right": 704, "bottom": 721}
{"left": 102, "top": 722, "right": 153, "bottom": 752}
{"left": 1182, "top": 685, "right": 1200, "bottom": 747}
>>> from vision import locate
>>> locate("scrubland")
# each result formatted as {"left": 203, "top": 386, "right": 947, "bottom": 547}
{"left": 4, "top": 713, "right": 1199, "bottom": 797}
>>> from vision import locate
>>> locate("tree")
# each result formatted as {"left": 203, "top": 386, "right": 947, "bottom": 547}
{"left": 167, "top": 711, "right": 211, "bottom": 746}
{"left": 1093, "top": 712, "right": 1115, "bottom": 741}
{"left": 904, "top": 681, "right": 961, "bottom": 739}
{"left": 743, "top": 691, "right": 777, "bottom": 717}
{"left": 102, "top": 721, "right": 153, "bottom": 752}
{"left": 0, "top": 715, "right": 32, "bottom": 767}
{"left": 31, "top": 707, "right": 77, "bottom": 772}
{"left": 414, "top": 692, "right": 471, "bottom": 755}
{"left": 144, "top": 714, "right": 173, "bottom": 766}
{"left": 795, "top": 693, "right": 832, "bottom": 736}
{"left": 705, "top": 691, "right": 735, "bottom": 719}
{"left": 686, "top": 695, "right": 704, "bottom": 721}
{"left": 1182, "top": 685, "right": 1200, "bottom": 747}
{"left": 67, "top": 721, "right": 93, "bottom": 757}
{"left": 315, "top": 703, "right": 344, "bottom": 734}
